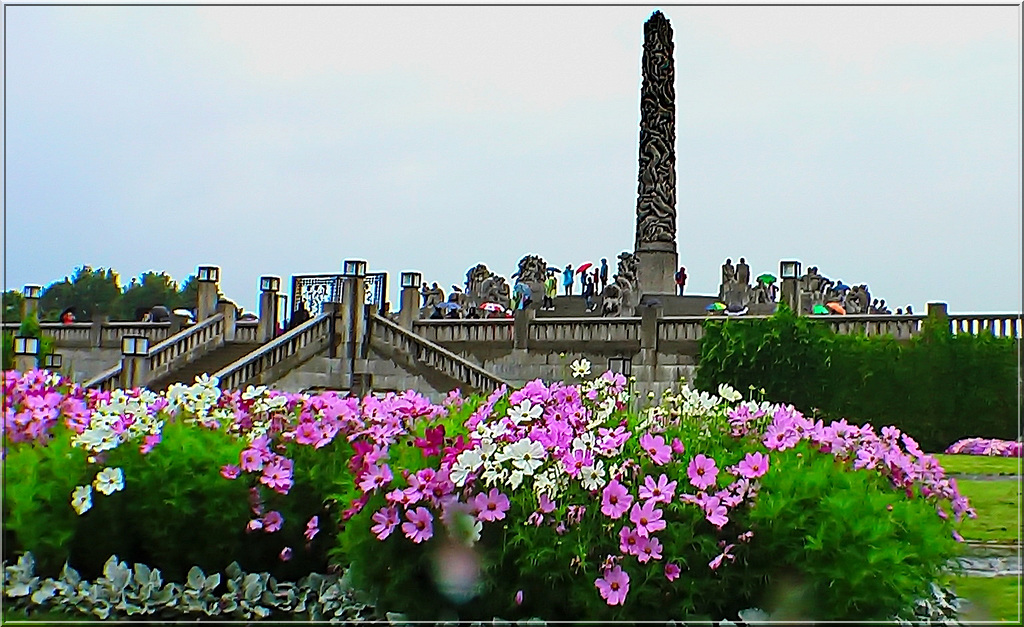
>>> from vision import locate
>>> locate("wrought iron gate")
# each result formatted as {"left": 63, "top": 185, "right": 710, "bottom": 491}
{"left": 290, "top": 272, "right": 388, "bottom": 317}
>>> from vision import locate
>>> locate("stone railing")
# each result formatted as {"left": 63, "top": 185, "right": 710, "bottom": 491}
{"left": 214, "top": 315, "right": 332, "bottom": 391}
{"left": 412, "top": 319, "right": 514, "bottom": 344}
{"left": 147, "top": 314, "right": 226, "bottom": 382}
{"left": 82, "top": 363, "right": 121, "bottom": 392}
{"left": 529, "top": 318, "right": 642, "bottom": 343}
{"left": 808, "top": 314, "right": 925, "bottom": 340}
{"left": 948, "top": 314, "right": 1022, "bottom": 338}
{"left": 234, "top": 320, "right": 260, "bottom": 344}
{"left": 658, "top": 317, "right": 708, "bottom": 342}
{"left": 372, "top": 314, "right": 509, "bottom": 394}
{"left": 1, "top": 321, "right": 173, "bottom": 348}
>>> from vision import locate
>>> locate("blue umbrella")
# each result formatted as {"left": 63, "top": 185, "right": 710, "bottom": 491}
{"left": 835, "top": 282, "right": 851, "bottom": 292}
{"left": 437, "top": 302, "right": 461, "bottom": 311}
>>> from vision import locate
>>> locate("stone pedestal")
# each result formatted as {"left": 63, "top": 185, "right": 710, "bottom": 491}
{"left": 218, "top": 301, "right": 237, "bottom": 342}
{"left": 21, "top": 298, "right": 39, "bottom": 322}
{"left": 780, "top": 278, "right": 798, "bottom": 312}
{"left": 636, "top": 249, "right": 679, "bottom": 297}
{"left": 14, "top": 355, "right": 36, "bottom": 373}
{"left": 258, "top": 291, "right": 278, "bottom": 342}
{"left": 513, "top": 307, "right": 534, "bottom": 349}
{"left": 399, "top": 287, "right": 420, "bottom": 330}
{"left": 197, "top": 281, "right": 219, "bottom": 322}
{"left": 120, "top": 355, "right": 148, "bottom": 389}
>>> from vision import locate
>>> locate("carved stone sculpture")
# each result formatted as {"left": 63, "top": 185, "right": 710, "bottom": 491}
{"left": 607, "top": 252, "right": 640, "bottom": 317}
{"left": 634, "top": 11, "right": 677, "bottom": 252}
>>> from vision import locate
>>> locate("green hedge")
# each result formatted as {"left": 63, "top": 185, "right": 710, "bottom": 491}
{"left": 694, "top": 306, "right": 1019, "bottom": 452}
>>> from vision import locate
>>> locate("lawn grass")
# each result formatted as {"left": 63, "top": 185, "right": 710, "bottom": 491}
{"left": 956, "top": 479, "right": 1022, "bottom": 544}
{"left": 953, "top": 575, "right": 1022, "bottom": 623}
{"left": 933, "top": 453, "right": 1022, "bottom": 476}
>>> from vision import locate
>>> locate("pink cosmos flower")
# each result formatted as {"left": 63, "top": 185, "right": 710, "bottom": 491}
{"left": 220, "top": 464, "right": 241, "bottom": 480}
{"left": 240, "top": 448, "right": 264, "bottom": 472}
{"left": 472, "top": 488, "right": 511, "bottom": 522}
{"left": 629, "top": 501, "right": 666, "bottom": 538}
{"left": 665, "top": 563, "right": 681, "bottom": 581}
{"left": 260, "top": 458, "right": 294, "bottom": 494}
{"left": 601, "top": 479, "right": 633, "bottom": 519}
{"left": 671, "top": 437, "right": 685, "bottom": 455}
{"left": 402, "top": 507, "right": 434, "bottom": 543}
{"left": 358, "top": 463, "right": 394, "bottom": 493}
{"left": 293, "top": 422, "right": 323, "bottom": 447}
{"left": 709, "top": 543, "right": 736, "bottom": 571}
{"left": 639, "top": 474, "right": 677, "bottom": 504}
{"left": 636, "top": 535, "right": 663, "bottom": 563}
{"left": 736, "top": 452, "right": 769, "bottom": 479}
{"left": 262, "top": 510, "right": 283, "bottom": 533}
{"left": 763, "top": 423, "right": 800, "bottom": 451}
{"left": 305, "top": 516, "right": 320, "bottom": 541}
{"left": 515, "top": 590, "right": 523, "bottom": 605}
{"left": 639, "top": 433, "right": 671, "bottom": 465}
{"left": 246, "top": 518, "right": 263, "bottom": 533}
{"left": 371, "top": 506, "right": 399, "bottom": 540}
{"left": 619, "top": 525, "right": 642, "bottom": 555}
{"left": 139, "top": 433, "right": 161, "bottom": 454}
{"left": 687, "top": 454, "right": 719, "bottom": 491}
{"left": 703, "top": 496, "right": 729, "bottom": 529}
{"left": 595, "top": 565, "right": 630, "bottom": 606}
{"left": 279, "top": 547, "right": 293, "bottom": 561}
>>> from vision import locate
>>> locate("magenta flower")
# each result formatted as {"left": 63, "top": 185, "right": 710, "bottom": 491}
{"left": 262, "top": 510, "right": 284, "bottom": 533}
{"left": 371, "top": 506, "right": 399, "bottom": 540}
{"left": 619, "top": 525, "right": 642, "bottom": 555}
{"left": 703, "top": 496, "right": 729, "bottom": 529}
{"left": 638, "top": 433, "right": 671, "bottom": 465}
{"left": 736, "top": 451, "right": 769, "bottom": 479}
{"left": 595, "top": 565, "right": 630, "bottom": 606}
{"left": 402, "top": 506, "right": 434, "bottom": 543}
{"left": 671, "top": 437, "right": 685, "bottom": 455}
{"left": 764, "top": 423, "right": 800, "bottom": 451}
{"left": 240, "top": 448, "right": 264, "bottom": 472}
{"left": 638, "top": 474, "right": 677, "bottom": 504}
{"left": 220, "top": 464, "right": 241, "bottom": 480}
{"left": 601, "top": 479, "right": 634, "bottom": 519}
{"left": 358, "top": 463, "right": 394, "bottom": 493}
{"left": 636, "top": 535, "right": 663, "bottom": 563}
{"left": 687, "top": 454, "right": 719, "bottom": 491}
{"left": 538, "top": 493, "right": 556, "bottom": 514}
{"left": 246, "top": 518, "right": 263, "bottom": 533}
{"left": 629, "top": 501, "right": 666, "bottom": 538}
{"left": 279, "top": 546, "right": 293, "bottom": 561}
{"left": 304, "top": 516, "right": 320, "bottom": 541}
{"left": 709, "top": 543, "right": 736, "bottom": 571}
{"left": 473, "top": 488, "right": 511, "bottom": 522}
{"left": 260, "top": 458, "right": 294, "bottom": 494}
{"left": 139, "top": 433, "right": 161, "bottom": 454}
{"left": 515, "top": 590, "right": 523, "bottom": 605}
{"left": 293, "top": 421, "right": 323, "bottom": 446}
{"left": 665, "top": 563, "right": 681, "bottom": 581}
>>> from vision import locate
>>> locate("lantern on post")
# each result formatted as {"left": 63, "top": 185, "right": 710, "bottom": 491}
{"left": 400, "top": 271, "right": 422, "bottom": 289}
{"left": 121, "top": 335, "right": 150, "bottom": 356}
{"left": 43, "top": 353, "right": 63, "bottom": 370}
{"left": 607, "top": 356, "right": 632, "bottom": 378}
{"left": 23, "top": 285, "right": 42, "bottom": 299}
{"left": 342, "top": 259, "right": 367, "bottom": 278}
{"left": 779, "top": 260, "right": 802, "bottom": 280}
{"left": 197, "top": 265, "right": 220, "bottom": 283}
{"left": 260, "top": 276, "right": 281, "bottom": 292}
{"left": 13, "top": 336, "right": 39, "bottom": 356}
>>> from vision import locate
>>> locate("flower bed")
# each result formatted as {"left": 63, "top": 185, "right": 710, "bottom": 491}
{"left": 945, "top": 438, "right": 1022, "bottom": 458}
{"left": 2, "top": 367, "right": 975, "bottom": 622}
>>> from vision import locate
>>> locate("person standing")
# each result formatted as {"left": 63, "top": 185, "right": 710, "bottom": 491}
{"left": 543, "top": 273, "right": 557, "bottom": 310}
{"left": 583, "top": 273, "right": 596, "bottom": 312}
{"left": 599, "top": 258, "right": 609, "bottom": 294}
{"left": 563, "top": 265, "right": 574, "bottom": 296}
{"left": 674, "top": 266, "right": 687, "bottom": 296}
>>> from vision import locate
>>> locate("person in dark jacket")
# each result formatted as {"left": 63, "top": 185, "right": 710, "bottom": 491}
{"left": 289, "top": 303, "right": 311, "bottom": 329}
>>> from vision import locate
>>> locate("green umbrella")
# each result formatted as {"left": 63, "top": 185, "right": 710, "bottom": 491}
{"left": 812, "top": 303, "right": 829, "bottom": 314}
{"left": 757, "top": 273, "right": 777, "bottom": 284}
{"left": 711, "top": 302, "right": 726, "bottom": 311}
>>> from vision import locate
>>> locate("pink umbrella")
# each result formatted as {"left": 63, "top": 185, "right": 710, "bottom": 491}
{"left": 479, "top": 302, "right": 505, "bottom": 313}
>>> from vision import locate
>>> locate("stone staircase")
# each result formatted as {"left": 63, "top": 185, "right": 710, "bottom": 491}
{"left": 146, "top": 342, "right": 259, "bottom": 391}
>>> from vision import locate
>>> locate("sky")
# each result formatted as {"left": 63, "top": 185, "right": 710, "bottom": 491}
{"left": 3, "top": 4, "right": 1021, "bottom": 316}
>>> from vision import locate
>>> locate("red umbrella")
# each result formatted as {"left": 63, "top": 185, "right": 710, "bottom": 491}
{"left": 479, "top": 302, "right": 505, "bottom": 313}
{"left": 576, "top": 262, "right": 593, "bottom": 275}
{"left": 826, "top": 302, "right": 846, "bottom": 315}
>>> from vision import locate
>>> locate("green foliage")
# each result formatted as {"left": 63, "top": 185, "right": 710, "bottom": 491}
{"left": 3, "top": 289, "right": 24, "bottom": 323}
{"left": 40, "top": 266, "right": 122, "bottom": 322}
{"left": 955, "top": 479, "right": 1021, "bottom": 544}
{"left": 932, "top": 454, "right": 1021, "bottom": 476}
{"left": 695, "top": 309, "right": 1019, "bottom": 451}
{"left": 744, "top": 442, "right": 962, "bottom": 620}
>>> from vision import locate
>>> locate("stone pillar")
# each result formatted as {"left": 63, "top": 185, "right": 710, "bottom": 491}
{"left": 513, "top": 307, "right": 534, "bottom": 350}
{"left": 640, "top": 304, "right": 661, "bottom": 351}
{"left": 341, "top": 273, "right": 370, "bottom": 389}
{"left": 257, "top": 279, "right": 280, "bottom": 343}
{"left": 781, "top": 278, "right": 799, "bottom": 313}
{"left": 218, "top": 300, "right": 237, "bottom": 342}
{"left": 323, "top": 301, "right": 342, "bottom": 359}
{"left": 399, "top": 272, "right": 423, "bottom": 330}
{"left": 90, "top": 316, "right": 106, "bottom": 348}
{"left": 926, "top": 302, "right": 949, "bottom": 336}
{"left": 196, "top": 266, "right": 220, "bottom": 322}
{"left": 21, "top": 285, "right": 41, "bottom": 321}
{"left": 634, "top": 11, "right": 679, "bottom": 297}
{"left": 14, "top": 352, "right": 36, "bottom": 373}
{"left": 120, "top": 355, "right": 148, "bottom": 389}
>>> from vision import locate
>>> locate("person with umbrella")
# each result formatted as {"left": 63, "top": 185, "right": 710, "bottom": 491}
{"left": 149, "top": 305, "right": 171, "bottom": 323}
{"left": 562, "top": 265, "right": 574, "bottom": 296}
{"left": 60, "top": 307, "right": 76, "bottom": 325}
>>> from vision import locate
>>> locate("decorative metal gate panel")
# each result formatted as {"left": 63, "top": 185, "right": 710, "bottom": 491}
{"left": 290, "top": 272, "right": 388, "bottom": 316}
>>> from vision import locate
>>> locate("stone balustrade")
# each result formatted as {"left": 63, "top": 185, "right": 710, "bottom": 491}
{"left": 214, "top": 315, "right": 332, "bottom": 391}
{"left": 234, "top": 320, "right": 259, "bottom": 344}
{"left": 412, "top": 319, "right": 514, "bottom": 345}
{"left": 948, "top": 314, "right": 1022, "bottom": 338}
{"left": 83, "top": 364, "right": 121, "bottom": 392}
{"left": 809, "top": 314, "right": 925, "bottom": 340}
{"left": 658, "top": 317, "right": 708, "bottom": 342}
{"left": 148, "top": 314, "right": 226, "bottom": 381}
{"left": 372, "top": 314, "right": 509, "bottom": 394}
{"left": 1, "top": 321, "right": 174, "bottom": 348}
{"left": 530, "top": 318, "right": 642, "bottom": 343}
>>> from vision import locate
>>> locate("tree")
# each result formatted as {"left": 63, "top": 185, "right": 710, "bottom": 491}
{"left": 39, "top": 266, "right": 122, "bottom": 322}
{"left": 2, "top": 290, "right": 24, "bottom": 323}
{"left": 119, "top": 271, "right": 183, "bottom": 321}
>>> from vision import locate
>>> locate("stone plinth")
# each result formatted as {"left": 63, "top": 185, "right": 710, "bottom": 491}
{"left": 636, "top": 249, "right": 679, "bottom": 296}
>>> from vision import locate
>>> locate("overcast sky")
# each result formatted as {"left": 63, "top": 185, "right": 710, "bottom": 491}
{"left": 3, "top": 4, "right": 1021, "bottom": 315}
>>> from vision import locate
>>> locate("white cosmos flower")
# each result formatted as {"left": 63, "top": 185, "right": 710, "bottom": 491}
{"left": 508, "top": 439, "right": 546, "bottom": 475}
{"left": 71, "top": 485, "right": 93, "bottom": 515}
{"left": 579, "top": 461, "right": 606, "bottom": 491}
{"left": 717, "top": 383, "right": 742, "bottom": 403}
{"left": 570, "top": 358, "right": 591, "bottom": 378}
{"left": 507, "top": 469, "right": 525, "bottom": 490}
{"left": 508, "top": 400, "right": 543, "bottom": 425}
{"left": 533, "top": 468, "right": 558, "bottom": 497}
{"left": 74, "top": 427, "right": 120, "bottom": 453}
{"left": 93, "top": 467, "right": 125, "bottom": 495}
{"left": 242, "top": 385, "right": 268, "bottom": 400}
{"left": 451, "top": 449, "right": 484, "bottom": 487}
{"left": 481, "top": 465, "right": 507, "bottom": 487}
